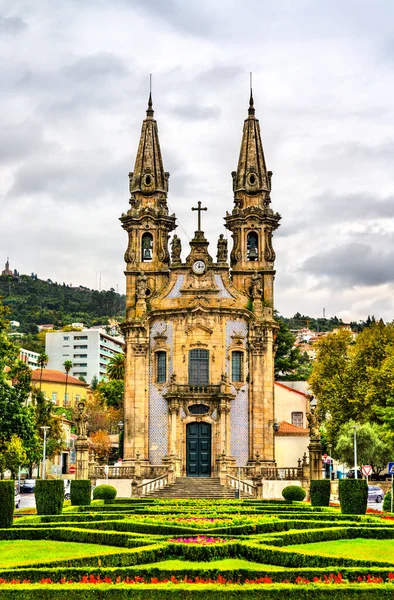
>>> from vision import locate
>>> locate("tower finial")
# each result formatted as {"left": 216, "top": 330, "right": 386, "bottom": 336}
{"left": 147, "top": 74, "right": 154, "bottom": 117}
{"left": 248, "top": 71, "right": 255, "bottom": 116}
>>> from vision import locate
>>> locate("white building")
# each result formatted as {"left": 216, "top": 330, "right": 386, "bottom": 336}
{"left": 19, "top": 348, "right": 40, "bottom": 369}
{"left": 45, "top": 329, "right": 124, "bottom": 384}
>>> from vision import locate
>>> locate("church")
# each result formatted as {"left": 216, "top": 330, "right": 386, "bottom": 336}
{"left": 119, "top": 91, "right": 285, "bottom": 479}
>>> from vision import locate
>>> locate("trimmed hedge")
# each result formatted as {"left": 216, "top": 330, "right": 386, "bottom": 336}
{"left": 282, "top": 486, "right": 306, "bottom": 502}
{"left": 383, "top": 491, "right": 391, "bottom": 512}
{"left": 35, "top": 480, "right": 64, "bottom": 515}
{"left": 93, "top": 485, "right": 117, "bottom": 500}
{"left": 0, "top": 480, "right": 14, "bottom": 528}
{"left": 339, "top": 479, "right": 368, "bottom": 515}
{"left": 70, "top": 480, "right": 91, "bottom": 506}
{"left": 310, "top": 480, "right": 330, "bottom": 507}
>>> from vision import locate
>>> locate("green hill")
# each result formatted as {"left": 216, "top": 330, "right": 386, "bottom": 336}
{"left": 0, "top": 274, "right": 125, "bottom": 335}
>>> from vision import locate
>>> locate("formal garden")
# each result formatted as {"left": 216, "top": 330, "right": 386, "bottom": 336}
{"left": 1, "top": 479, "right": 394, "bottom": 597}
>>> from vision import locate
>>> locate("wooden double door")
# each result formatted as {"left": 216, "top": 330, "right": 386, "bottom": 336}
{"left": 186, "top": 422, "right": 211, "bottom": 477}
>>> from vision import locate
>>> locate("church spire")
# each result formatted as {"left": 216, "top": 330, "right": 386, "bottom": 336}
{"left": 232, "top": 92, "right": 270, "bottom": 197}
{"left": 128, "top": 90, "right": 169, "bottom": 199}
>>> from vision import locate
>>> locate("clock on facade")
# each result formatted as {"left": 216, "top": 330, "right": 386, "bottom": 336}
{"left": 192, "top": 260, "right": 206, "bottom": 274}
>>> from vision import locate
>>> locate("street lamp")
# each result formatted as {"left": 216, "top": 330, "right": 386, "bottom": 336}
{"left": 353, "top": 425, "right": 359, "bottom": 480}
{"left": 40, "top": 426, "right": 50, "bottom": 480}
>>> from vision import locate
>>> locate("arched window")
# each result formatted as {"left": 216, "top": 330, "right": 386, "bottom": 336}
{"left": 141, "top": 232, "right": 153, "bottom": 262}
{"left": 231, "top": 351, "right": 244, "bottom": 382}
{"left": 156, "top": 351, "right": 167, "bottom": 383}
{"left": 246, "top": 231, "right": 259, "bottom": 260}
{"left": 188, "top": 349, "right": 209, "bottom": 385}
{"left": 247, "top": 232, "right": 258, "bottom": 261}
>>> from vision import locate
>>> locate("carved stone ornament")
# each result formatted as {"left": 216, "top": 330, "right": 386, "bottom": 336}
{"left": 136, "top": 272, "right": 148, "bottom": 299}
{"left": 230, "top": 231, "right": 241, "bottom": 265}
{"left": 75, "top": 401, "right": 89, "bottom": 438}
{"left": 171, "top": 234, "right": 182, "bottom": 262}
{"left": 264, "top": 228, "right": 276, "bottom": 262}
{"left": 124, "top": 231, "right": 136, "bottom": 264}
{"left": 216, "top": 234, "right": 228, "bottom": 262}
{"left": 307, "top": 408, "right": 321, "bottom": 440}
{"left": 250, "top": 272, "right": 263, "bottom": 299}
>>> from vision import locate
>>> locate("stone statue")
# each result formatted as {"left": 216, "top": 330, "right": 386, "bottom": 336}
{"left": 136, "top": 272, "right": 147, "bottom": 299}
{"left": 307, "top": 408, "right": 321, "bottom": 439}
{"left": 217, "top": 234, "right": 228, "bottom": 262}
{"left": 250, "top": 272, "right": 263, "bottom": 298}
{"left": 171, "top": 234, "right": 182, "bottom": 263}
{"left": 75, "top": 401, "right": 89, "bottom": 438}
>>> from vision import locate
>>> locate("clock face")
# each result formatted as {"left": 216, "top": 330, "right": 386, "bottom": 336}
{"left": 192, "top": 260, "right": 206, "bottom": 275}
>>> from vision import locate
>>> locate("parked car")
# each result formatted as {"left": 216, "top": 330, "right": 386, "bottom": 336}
{"left": 15, "top": 487, "right": 20, "bottom": 509}
{"left": 64, "top": 479, "right": 71, "bottom": 501}
{"left": 346, "top": 469, "right": 362, "bottom": 479}
{"left": 368, "top": 485, "right": 384, "bottom": 503}
{"left": 20, "top": 479, "right": 36, "bottom": 493}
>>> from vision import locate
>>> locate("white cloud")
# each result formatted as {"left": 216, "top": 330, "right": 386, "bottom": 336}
{"left": 1, "top": 0, "right": 394, "bottom": 321}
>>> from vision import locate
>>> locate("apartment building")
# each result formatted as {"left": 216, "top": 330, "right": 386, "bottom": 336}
{"left": 45, "top": 329, "right": 124, "bottom": 384}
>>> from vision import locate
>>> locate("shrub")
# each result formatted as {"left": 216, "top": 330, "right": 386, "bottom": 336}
{"left": 93, "top": 484, "right": 117, "bottom": 500}
{"left": 0, "top": 480, "right": 14, "bottom": 528}
{"left": 35, "top": 480, "right": 64, "bottom": 515}
{"left": 339, "top": 479, "right": 368, "bottom": 515}
{"left": 282, "top": 486, "right": 306, "bottom": 502}
{"left": 310, "top": 479, "right": 330, "bottom": 507}
{"left": 70, "top": 480, "right": 91, "bottom": 506}
{"left": 383, "top": 491, "right": 392, "bottom": 512}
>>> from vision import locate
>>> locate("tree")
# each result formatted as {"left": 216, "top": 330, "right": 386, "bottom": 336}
{"left": 0, "top": 299, "right": 36, "bottom": 475}
{"left": 63, "top": 360, "right": 73, "bottom": 405}
{"left": 309, "top": 323, "right": 394, "bottom": 445}
{"left": 2, "top": 435, "right": 27, "bottom": 479}
{"left": 274, "top": 314, "right": 312, "bottom": 380}
{"left": 37, "top": 353, "right": 49, "bottom": 390}
{"left": 96, "top": 379, "right": 124, "bottom": 410}
{"left": 334, "top": 421, "right": 391, "bottom": 475}
{"left": 80, "top": 393, "right": 122, "bottom": 434}
{"left": 91, "top": 375, "right": 99, "bottom": 390}
{"left": 90, "top": 430, "right": 112, "bottom": 464}
{"left": 31, "top": 388, "right": 65, "bottom": 461}
{"left": 106, "top": 353, "right": 125, "bottom": 381}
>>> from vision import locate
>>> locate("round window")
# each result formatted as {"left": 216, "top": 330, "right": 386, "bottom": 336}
{"left": 249, "top": 174, "right": 256, "bottom": 185}
{"left": 145, "top": 175, "right": 152, "bottom": 185}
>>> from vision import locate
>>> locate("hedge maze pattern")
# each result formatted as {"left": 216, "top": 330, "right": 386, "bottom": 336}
{"left": 3, "top": 497, "right": 394, "bottom": 597}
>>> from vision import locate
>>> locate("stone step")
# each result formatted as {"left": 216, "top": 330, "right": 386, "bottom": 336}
{"left": 145, "top": 476, "right": 248, "bottom": 499}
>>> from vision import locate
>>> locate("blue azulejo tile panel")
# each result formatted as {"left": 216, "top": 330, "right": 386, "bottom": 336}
{"left": 214, "top": 274, "right": 234, "bottom": 298}
{"left": 165, "top": 274, "right": 185, "bottom": 298}
{"left": 226, "top": 320, "right": 249, "bottom": 466}
{"left": 148, "top": 321, "right": 173, "bottom": 463}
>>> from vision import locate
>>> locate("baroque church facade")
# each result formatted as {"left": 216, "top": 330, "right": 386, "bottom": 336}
{"left": 120, "top": 92, "right": 281, "bottom": 477}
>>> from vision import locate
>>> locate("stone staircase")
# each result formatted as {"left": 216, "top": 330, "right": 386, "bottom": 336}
{"left": 146, "top": 476, "right": 242, "bottom": 499}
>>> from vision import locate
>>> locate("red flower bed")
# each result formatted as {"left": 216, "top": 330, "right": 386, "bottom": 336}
{"left": 1, "top": 572, "right": 394, "bottom": 585}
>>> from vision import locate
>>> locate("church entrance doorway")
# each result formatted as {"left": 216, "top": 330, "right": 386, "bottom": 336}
{"left": 186, "top": 422, "right": 211, "bottom": 477}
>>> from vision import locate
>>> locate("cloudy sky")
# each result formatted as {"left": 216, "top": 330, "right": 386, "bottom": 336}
{"left": 1, "top": 0, "right": 394, "bottom": 322}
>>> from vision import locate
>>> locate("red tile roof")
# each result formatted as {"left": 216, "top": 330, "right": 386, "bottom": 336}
{"left": 274, "top": 381, "right": 309, "bottom": 398}
{"left": 32, "top": 369, "right": 88, "bottom": 387}
{"left": 277, "top": 421, "right": 309, "bottom": 436}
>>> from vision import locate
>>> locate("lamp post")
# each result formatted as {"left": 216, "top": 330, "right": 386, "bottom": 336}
{"left": 353, "top": 425, "right": 359, "bottom": 480}
{"left": 117, "top": 420, "right": 124, "bottom": 462}
{"left": 41, "top": 426, "right": 50, "bottom": 480}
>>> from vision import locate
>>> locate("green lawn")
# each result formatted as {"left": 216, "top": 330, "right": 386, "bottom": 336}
{"left": 0, "top": 540, "right": 127, "bottom": 568}
{"left": 285, "top": 538, "right": 394, "bottom": 563}
{"left": 138, "top": 559, "right": 285, "bottom": 570}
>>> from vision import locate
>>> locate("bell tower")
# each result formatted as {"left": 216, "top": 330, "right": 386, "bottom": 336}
{"left": 225, "top": 91, "right": 280, "bottom": 306}
{"left": 120, "top": 93, "right": 176, "bottom": 320}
